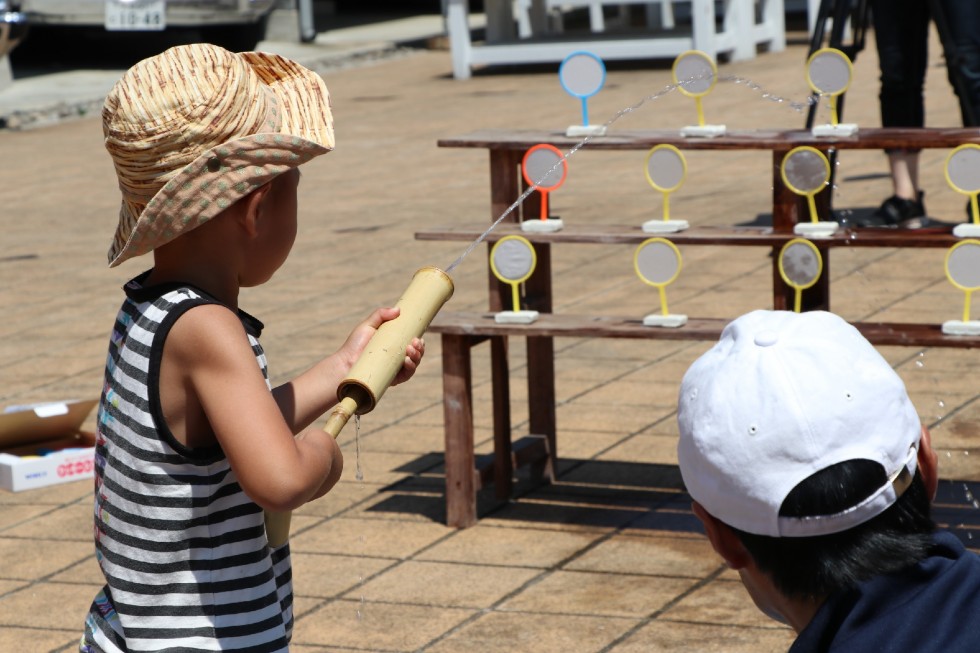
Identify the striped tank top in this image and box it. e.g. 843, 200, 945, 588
82, 274, 293, 653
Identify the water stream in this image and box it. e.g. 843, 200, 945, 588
444, 74, 820, 274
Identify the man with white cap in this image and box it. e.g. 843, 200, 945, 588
677, 309, 980, 652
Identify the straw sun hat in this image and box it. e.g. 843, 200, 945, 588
102, 43, 334, 267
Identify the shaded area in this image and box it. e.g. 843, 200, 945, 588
369, 453, 980, 551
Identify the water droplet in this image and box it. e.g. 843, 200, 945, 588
354, 414, 364, 482
939, 400, 946, 408
915, 360, 924, 368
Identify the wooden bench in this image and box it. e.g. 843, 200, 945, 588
422, 127, 980, 527
445, 0, 783, 80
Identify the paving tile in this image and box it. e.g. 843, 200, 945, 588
417, 523, 605, 568
0, 627, 81, 652
292, 552, 397, 600
48, 556, 104, 586
0, 581, 95, 630
661, 576, 781, 629
500, 569, 698, 617
612, 618, 795, 652
482, 495, 650, 531
289, 479, 389, 518
1, 501, 91, 540
354, 559, 541, 608
0, 503, 69, 533
565, 533, 722, 578
354, 415, 449, 453
0, 579, 29, 595
544, 428, 645, 462
288, 515, 452, 559
595, 432, 683, 466
0, 480, 91, 506
0, 538, 92, 581
425, 610, 640, 653
293, 600, 475, 651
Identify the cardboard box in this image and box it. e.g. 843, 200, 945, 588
0, 399, 98, 492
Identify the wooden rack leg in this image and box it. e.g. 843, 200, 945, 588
442, 333, 477, 528
491, 335, 513, 500
527, 335, 557, 483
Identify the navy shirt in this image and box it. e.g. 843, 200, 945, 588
791, 531, 980, 652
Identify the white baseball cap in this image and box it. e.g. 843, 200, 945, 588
677, 310, 921, 537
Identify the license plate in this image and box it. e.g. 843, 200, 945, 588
105, 0, 166, 31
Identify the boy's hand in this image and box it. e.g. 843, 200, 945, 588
338, 307, 425, 385
393, 335, 424, 386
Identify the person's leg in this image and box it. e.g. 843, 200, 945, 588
871, 0, 930, 130
937, 0, 980, 127
859, 0, 931, 227
887, 150, 920, 199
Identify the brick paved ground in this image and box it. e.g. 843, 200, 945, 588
1, 13, 979, 652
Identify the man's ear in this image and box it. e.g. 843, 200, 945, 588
692, 501, 753, 570
918, 424, 939, 502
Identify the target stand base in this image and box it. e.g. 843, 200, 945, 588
642, 313, 688, 328
812, 123, 859, 137
642, 219, 689, 234
495, 310, 540, 324
680, 125, 726, 138
942, 320, 980, 336
522, 218, 564, 233
953, 223, 980, 238
566, 125, 607, 137
794, 221, 839, 239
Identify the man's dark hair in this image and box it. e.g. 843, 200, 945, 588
733, 459, 935, 600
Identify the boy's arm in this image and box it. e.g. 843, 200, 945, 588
166, 304, 340, 512
271, 307, 424, 434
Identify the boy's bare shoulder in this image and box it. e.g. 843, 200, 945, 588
165, 303, 256, 373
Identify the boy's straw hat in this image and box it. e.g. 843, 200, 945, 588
102, 43, 334, 267
677, 310, 921, 538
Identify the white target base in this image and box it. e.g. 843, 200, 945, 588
680, 125, 726, 138
642, 219, 690, 234
812, 123, 859, 137
953, 223, 980, 238
942, 320, 980, 336
643, 313, 688, 328
794, 221, 839, 238
522, 218, 564, 233
495, 310, 540, 324
566, 125, 607, 137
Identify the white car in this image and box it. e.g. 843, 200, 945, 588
9, 0, 277, 50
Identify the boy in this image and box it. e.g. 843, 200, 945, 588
81, 44, 423, 652
677, 309, 980, 652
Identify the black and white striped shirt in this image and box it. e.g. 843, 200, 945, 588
82, 274, 292, 652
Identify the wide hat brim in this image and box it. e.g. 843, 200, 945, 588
106, 48, 334, 267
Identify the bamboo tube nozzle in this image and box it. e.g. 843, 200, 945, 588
265, 266, 454, 547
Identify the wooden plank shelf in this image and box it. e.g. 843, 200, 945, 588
430, 311, 980, 349
417, 223, 964, 248
438, 127, 980, 153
